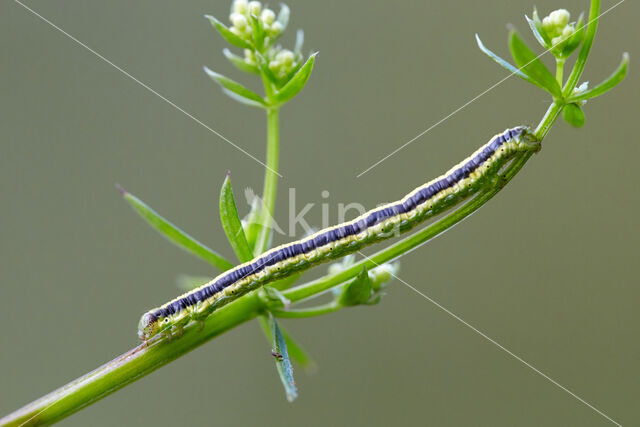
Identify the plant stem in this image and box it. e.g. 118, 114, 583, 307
0, 293, 263, 427
556, 58, 565, 86
0, 103, 565, 426
254, 107, 280, 256
564, 0, 600, 96
271, 302, 340, 318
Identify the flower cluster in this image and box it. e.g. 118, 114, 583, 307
541, 9, 576, 49
229, 0, 282, 41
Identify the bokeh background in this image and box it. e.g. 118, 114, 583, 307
1, 0, 638, 425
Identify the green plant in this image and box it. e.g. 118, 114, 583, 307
1, 0, 628, 425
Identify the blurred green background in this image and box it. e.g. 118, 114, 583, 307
1, 0, 638, 425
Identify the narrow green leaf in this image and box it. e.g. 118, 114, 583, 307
223, 48, 259, 75
277, 324, 316, 371
220, 173, 254, 263
220, 88, 265, 108
562, 103, 585, 127
176, 274, 212, 291
338, 267, 373, 307
277, 4, 290, 31
118, 186, 233, 271
273, 52, 317, 104
508, 30, 562, 97
283, 62, 303, 85
203, 66, 267, 107
254, 50, 280, 86
532, 8, 552, 46
258, 315, 316, 371
269, 313, 297, 402
204, 15, 252, 50
293, 29, 304, 58
249, 13, 265, 51
525, 13, 548, 48
475, 34, 536, 85
566, 53, 629, 103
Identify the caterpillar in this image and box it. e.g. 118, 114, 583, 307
138, 126, 539, 341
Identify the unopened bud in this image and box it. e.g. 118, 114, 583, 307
233, 0, 248, 15
248, 1, 262, 16
230, 12, 248, 29
261, 9, 276, 25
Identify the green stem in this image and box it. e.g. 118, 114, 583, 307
254, 107, 280, 256
0, 294, 262, 427
555, 58, 565, 86
563, 0, 600, 96
0, 102, 565, 427
271, 302, 340, 318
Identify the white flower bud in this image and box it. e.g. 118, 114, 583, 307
270, 21, 283, 34
233, 0, 248, 14
230, 12, 248, 29
549, 9, 570, 28
551, 35, 563, 47
276, 49, 294, 66
248, 1, 262, 16
261, 9, 276, 25
542, 16, 553, 32
230, 26, 242, 37
268, 60, 281, 71
561, 25, 574, 39
370, 263, 398, 283
572, 81, 589, 105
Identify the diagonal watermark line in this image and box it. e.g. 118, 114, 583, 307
357, 251, 622, 426
13, 0, 282, 178
356, 0, 626, 178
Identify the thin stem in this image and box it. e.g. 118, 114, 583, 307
0, 294, 263, 427
254, 107, 280, 256
564, 0, 600, 96
271, 302, 340, 318
555, 58, 565, 86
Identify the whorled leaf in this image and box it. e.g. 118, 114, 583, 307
508, 30, 562, 97
258, 315, 315, 371
277, 3, 290, 32
562, 103, 585, 127
269, 313, 297, 402
567, 53, 629, 103
118, 186, 233, 271
223, 48, 259, 75
525, 12, 549, 49
249, 13, 266, 51
204, 15, 252, 50
204, 66, 267, 107
294, 29, 304, 58
220, 173, 254, 263
475, 34, 536, 85
273, 52, 317, 105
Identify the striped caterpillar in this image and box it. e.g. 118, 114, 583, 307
138, 126, 539, 341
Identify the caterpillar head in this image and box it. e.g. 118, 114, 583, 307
138, 312, 162, 341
